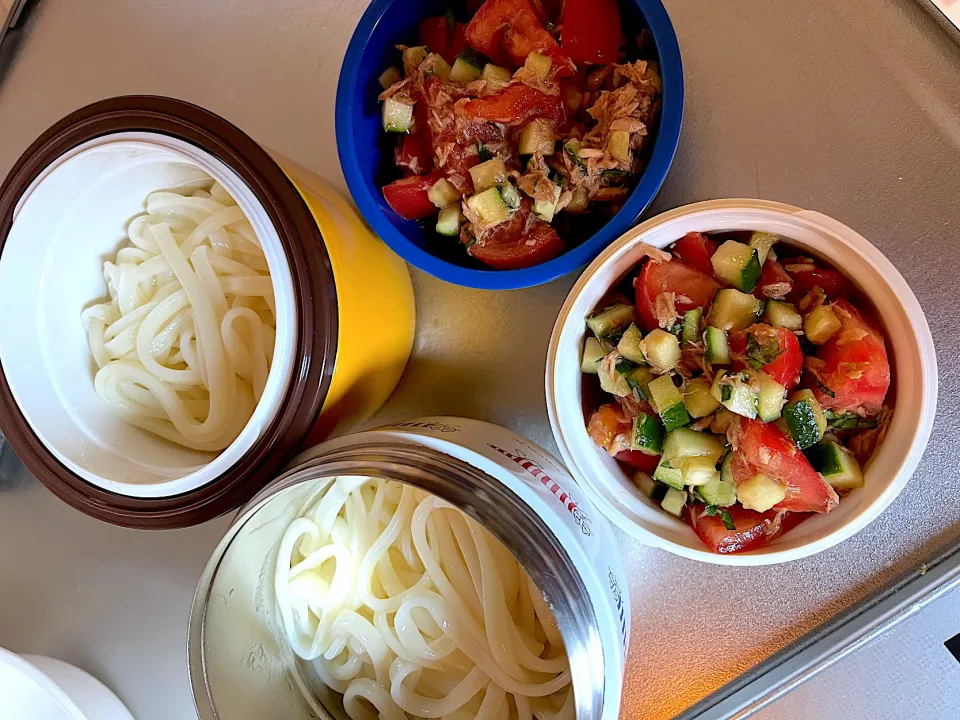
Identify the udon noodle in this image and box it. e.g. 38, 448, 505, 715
82, 173, 276, 452
275, 477, 574, 720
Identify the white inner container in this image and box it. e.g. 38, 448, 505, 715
0, 132, 297, 497
547, 199, 938, 565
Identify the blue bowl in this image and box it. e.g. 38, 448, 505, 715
336, 0, 683, 290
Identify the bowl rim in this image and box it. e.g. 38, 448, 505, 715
0, 96, 338, 529
545, 198, 939, 565
335, 0, 684, 290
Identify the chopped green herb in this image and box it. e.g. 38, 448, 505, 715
721, 385, 733, 402
564, 142, 584, 169
746, 333, 785, 370
704, 505, 719, 516
548, 169, 568, 188
667, 321, 684, 337
812, 377, 836, 398
462, 228, 477, 249
616, 358, 639, 376
602, 169, 631, 179
824, 410, 879, 430
720, 509, 736, 530
444, 9, 457, 43
477, 143, 492, 162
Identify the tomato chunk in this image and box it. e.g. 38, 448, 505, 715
731, 417, 839, 513
686, 504, 782, 554
561, 0, 622, 65
616, 449, 661, 474
394, 102, 434, 175
457, 83, 566, 126
463, 199, 564, 270
382, 170, 444, 220
781, 256, 850, 300
587, 403, 632, 452
671, 232, 718, 277
811, 299, 891, 416
753, 260, 793, 299
634, 259, 721, 332
465, 0, 574, 74
419, 16, 469, 65
729, 324, 803, 389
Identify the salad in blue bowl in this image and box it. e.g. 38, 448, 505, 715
337, 0, 682, 289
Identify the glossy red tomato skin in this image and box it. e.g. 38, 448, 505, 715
561, 0, 622, 65
812, 300, 891, 416
670, 232, 718, 277
382, 170, 445, 220
616, 450, 661, 474
729, 324, 803, 389
457, 83, 566, 126
732, 418, 839, 514
781, 256, 850, 300
465, 0, 574, 74
753, 260, 794, 298
394, 102, 434, 175
686, 504, 780, 554
462, 199, 564, 270
419, 16, 469, 65
633, 259, 721, 332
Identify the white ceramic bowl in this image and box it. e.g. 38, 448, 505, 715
546, 199, 938, 565
0, 649, 134, 720
0, 132, 297, 498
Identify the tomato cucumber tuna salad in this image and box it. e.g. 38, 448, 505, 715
582, 231, 893, 554
377, 0, 662, 269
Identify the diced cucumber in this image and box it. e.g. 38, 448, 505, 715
524, 51, 552, 78
623, 364, 656, 400
806, 441, 864, 490
682, 378, 721, 418
647, 375, 691, 432
654, 458, 685, 490
703, 326, 731, 365
617, 324, 646, 363
737, 473, 786, 512
469, 157, 507, 194
633, 471, 668, 502
804, 305, 841, 344
706, 289, 764, 331
754, 370, 787, 422
631, 412, 665, 455
698, 475, 738, 507
379, 66, 402, 89
640, 329, 681, 372
711, 371, 758, 419
662, 427, 726, 465
598, 354, 631, 397
481, 64, 512, 91
519, 118, 558, 156
428, 178, 462, 209
430, 55, 453, 80
499, 182, 521, 209
661, 487, 688, 517
720, 452, 735, 484
586, 303, 634, 340
783, 389, 827, 449
533, 184, 562, 223
765, 300, 803, 331
565, 186, 589, 213
748, 232, 778, 265
580, 336, 605, 374
711, 240, 762, 292
450, 47, 487, 84
435, 207, 463, 237
682, 308, 702, 344
402, 46, 429, 72
681, 456, 720, 486
466, 187, 509, 227
382, 98, 414, 133
710, 408, 736, 435
607, 130, 631, 163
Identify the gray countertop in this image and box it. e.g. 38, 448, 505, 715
1, 1, 959, 719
